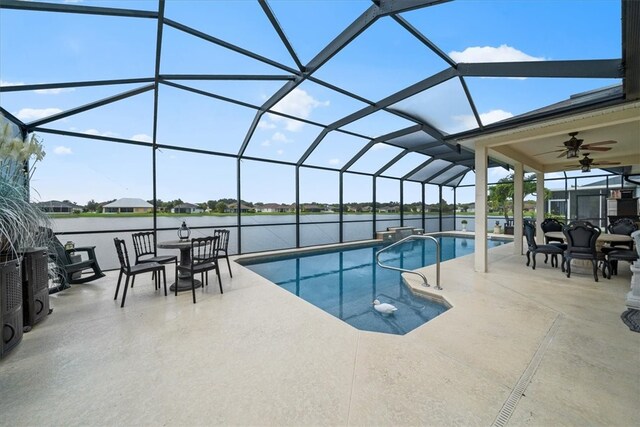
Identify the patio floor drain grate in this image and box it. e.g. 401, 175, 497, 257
492, 314, 563, 427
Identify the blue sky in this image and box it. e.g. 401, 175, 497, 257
0, 0, 622, 206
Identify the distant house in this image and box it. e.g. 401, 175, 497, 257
35, 200, 83, 214
172, 203, 204, 214
225, 203, 254, 213
102, 198, 153, 213
301, 204, 324, 212
378, 205, 400, 213
256, 203, 289, 213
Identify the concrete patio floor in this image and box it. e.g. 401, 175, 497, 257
1, 241, 638, 426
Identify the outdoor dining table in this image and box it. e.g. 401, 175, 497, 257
157, 239, 203, 292
544, 231, 633, 246
544, 231, 633, 273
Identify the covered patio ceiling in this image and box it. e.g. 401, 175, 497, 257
458, 99, 640, 175
0, 0, 636, 187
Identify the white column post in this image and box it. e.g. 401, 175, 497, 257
513, 162, 524, 255
536, 172, 545, 244
475, 145, 488, 272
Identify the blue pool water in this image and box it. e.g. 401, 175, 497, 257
242, 236, 505, 335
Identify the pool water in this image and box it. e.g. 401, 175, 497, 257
243, 236, 504, 335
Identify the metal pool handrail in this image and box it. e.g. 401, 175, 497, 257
375, 235, 441, 290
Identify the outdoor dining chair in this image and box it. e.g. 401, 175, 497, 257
132, 231, 178, 288
213, 229, 232, 277
176, 235, 222, 304
113, 238, 168, 308
563, 221, 607, 282
541, 218, 566, 245
601, 218, 638, 275
540, 218, 567, 264
523, 220, 564, 270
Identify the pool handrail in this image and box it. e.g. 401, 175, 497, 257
375, 235, 441, 290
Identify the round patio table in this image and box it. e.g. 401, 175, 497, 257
157, 239, 203, 292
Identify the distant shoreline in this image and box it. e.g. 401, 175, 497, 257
47, 211, 474, 219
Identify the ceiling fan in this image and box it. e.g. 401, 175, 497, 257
566, 153, 621, 173
536, 131, 617, 159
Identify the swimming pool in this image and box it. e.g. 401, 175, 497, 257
241, 236, 505, 335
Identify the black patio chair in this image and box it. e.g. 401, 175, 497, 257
176, 236, 222, 304
132, 231, 177, 288
504, 214, 514, 235
523, 220, 564, 270
213, 229, 232, 277
541, 218, 565, 245
601, 218, 638, 274
113, 238, 168, 308
605, 249, 638, 278
563, 221, 607, 282
40, 227, 105, 289
541, 218, 567, 264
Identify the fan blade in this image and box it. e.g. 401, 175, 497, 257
583, 140, 616, 146
534, 149, 566, 156
592, 161, 621, 166
582, 146, 612, 152
557, 151, 571, 158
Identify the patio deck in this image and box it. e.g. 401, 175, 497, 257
1, 242, 638, 426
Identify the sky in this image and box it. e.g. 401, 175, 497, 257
0, 0, 622, 206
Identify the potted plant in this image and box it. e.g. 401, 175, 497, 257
461, 219, 468, 232
493, 220, 502, 234
0, 118, 49, 261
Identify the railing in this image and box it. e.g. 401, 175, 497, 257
375, 235, 441, 290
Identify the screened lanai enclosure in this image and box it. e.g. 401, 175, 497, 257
1, 0, 639, 271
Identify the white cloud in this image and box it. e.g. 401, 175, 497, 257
267, 88, 329, 132
479, 109, 513, 125
34, 87, 76, 95
0, 80, 23, 87
271, 132, 291, 143
449, 45, 544, 63
328, 158, 341, 166
261, 131, 294, 149
131, 134, 152, 142
276, 149, 284, 156
257, 120, 276, 130
453, 109, 513, 129
16, 107, 63, 121
53, 146, 72, 155
371, 143, 390, 151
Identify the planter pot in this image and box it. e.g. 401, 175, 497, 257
0, 257, 23, 359
493, 226, 502, 234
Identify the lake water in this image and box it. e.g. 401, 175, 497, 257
49, 214, 507, 270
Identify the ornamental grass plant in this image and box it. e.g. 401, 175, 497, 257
0, 118, 51, 260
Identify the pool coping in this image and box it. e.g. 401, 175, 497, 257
235, 231, 513, 265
